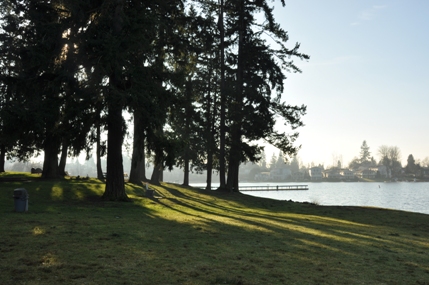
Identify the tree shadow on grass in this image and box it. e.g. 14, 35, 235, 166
144, 182, 429, 283
2, 180, 429, 284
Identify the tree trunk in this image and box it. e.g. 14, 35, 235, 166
206, 135, 213, 191
0, 144, 5, 173
129, 111, 147, 184
226, 160, 239, 192
41, 133, 60, 179
102, 0, 128, 201
182, 81, 192, 187
218, 0, 226, 190
226, 0, 245, 193
96, 122, 104, 180
103, 101, 127, 200
58, 141, 68, 176
226, 102, 241, 193
150, 162, 163, 185
205, 59, 214, 191
183, 155, 189, 186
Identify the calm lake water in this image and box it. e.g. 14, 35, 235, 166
190, 182, 429, 215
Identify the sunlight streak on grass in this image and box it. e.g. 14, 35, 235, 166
291, 225, 356, 243
297, 239, 353, 255
2, 174, 429, 285
51, 186, 63, 200
286, 214, 372, 228
32, 226, 45, 235
41, 253, 60, 267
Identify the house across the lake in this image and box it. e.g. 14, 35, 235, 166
309, 167, 323, 181
355, 169, 376, 179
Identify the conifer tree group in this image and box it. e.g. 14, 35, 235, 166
0, 0, 308, 199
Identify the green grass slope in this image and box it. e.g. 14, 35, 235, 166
1, 172, 429, 284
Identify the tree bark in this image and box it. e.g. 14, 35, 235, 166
129, 111, 147, 184
205, 59, 214, 191
182, 81, 192, 187
102, 0, 128, 201
218, 0, 227, 190
226, 158, 240, 192
103, 100, 127, 200
58, 141, 68, 176
183, 155, 189, 186
96, 121, 104, 180
41, 132, 60, 179
0, 144, 5, 173
150, 162, 163, 185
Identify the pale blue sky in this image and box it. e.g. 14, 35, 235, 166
267, 0, 429, 166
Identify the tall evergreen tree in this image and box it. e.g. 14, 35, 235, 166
405, 154, 417, 174
360, 140, 371, 163
290, 156, 300, 173
269, 153, 277, 170
276, 151, 286, 168
166, 6, 223, 187
220, 0, 308, 191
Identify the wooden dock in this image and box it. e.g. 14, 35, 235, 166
200, 185, 308, 191
239, 185, 308, 191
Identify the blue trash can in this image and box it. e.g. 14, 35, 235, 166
13, 188, 28, 212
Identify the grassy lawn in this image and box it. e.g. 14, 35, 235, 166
1, 172, 429, 285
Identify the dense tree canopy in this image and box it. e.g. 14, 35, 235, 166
0, 0, 308, 196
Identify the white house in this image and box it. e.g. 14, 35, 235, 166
323, 169, 342, 179
340, 169, 355, 180
369, 165, 391, 178
355, 169, 376, 179
309, 167, 323, 181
